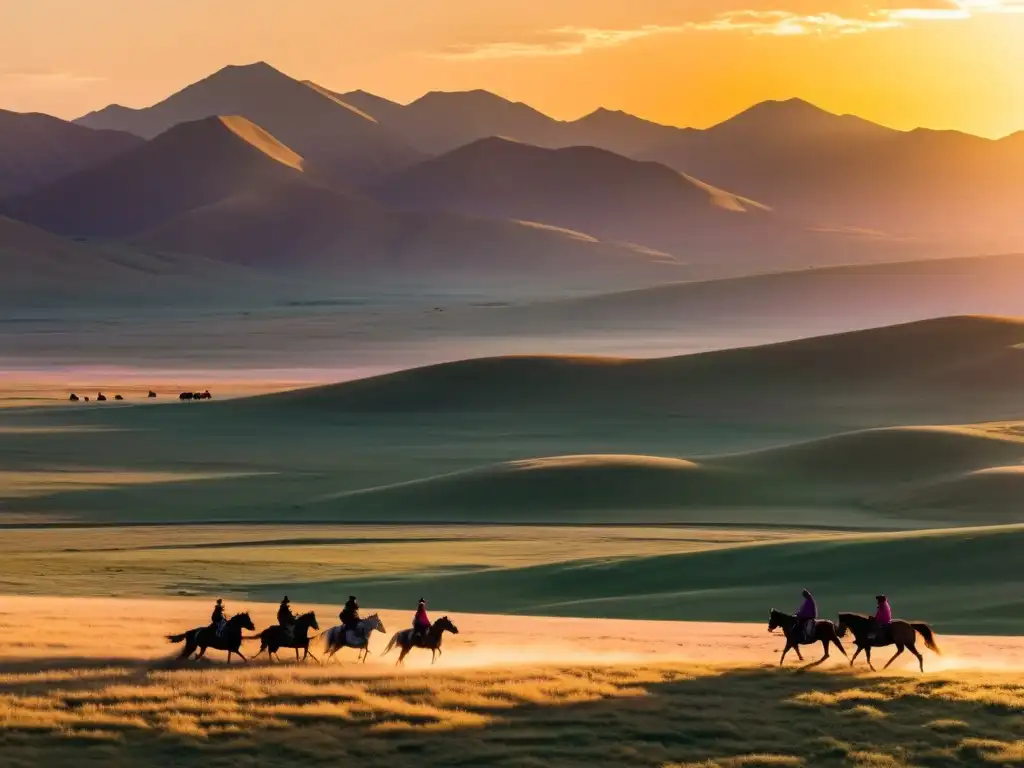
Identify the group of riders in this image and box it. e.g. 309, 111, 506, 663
210, 594, 432, 643
795, 589, 892, 642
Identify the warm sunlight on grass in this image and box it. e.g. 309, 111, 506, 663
1, 661, 1022, 767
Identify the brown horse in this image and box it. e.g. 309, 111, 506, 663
837, 612, 941, 672
382, 616, 459, 665
248, 611, 321, 663
167, 611, 255, 663
768, 609, 848, 667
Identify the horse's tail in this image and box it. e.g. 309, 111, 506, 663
241, 635, 263, 641
382, 633, 399, 656
911, 622, 941, 654
167, 632, 189, 644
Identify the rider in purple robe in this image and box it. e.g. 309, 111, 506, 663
795, 589, 817, 641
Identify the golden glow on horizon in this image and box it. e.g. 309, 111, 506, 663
0, 0, 1021, 138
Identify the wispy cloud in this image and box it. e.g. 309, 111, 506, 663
692, 11, 900, 35
432, 0, 1024, 60
434, 25, 687, 60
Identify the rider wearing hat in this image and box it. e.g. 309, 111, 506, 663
339, 596, 360, 635
278, 596, 297, 634
211, 598, 227, 637
411, 598, 431, 643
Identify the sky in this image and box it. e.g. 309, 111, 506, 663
1, 0, 1022, 138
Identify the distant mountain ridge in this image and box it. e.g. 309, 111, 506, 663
4, 115, 306, 237
75, 62, 423, 184
0, 109, 142, 197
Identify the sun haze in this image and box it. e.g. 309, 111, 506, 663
1, 0, 1021, 137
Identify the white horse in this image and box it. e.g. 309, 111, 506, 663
321, 614, 387, 664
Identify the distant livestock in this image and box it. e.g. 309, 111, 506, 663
84, 396, 90, 402
114, 395, 124, 401
69, 393, 79, 402
179, 390, 212, 401
148, 391, 157, 398
96, 393, 107, 402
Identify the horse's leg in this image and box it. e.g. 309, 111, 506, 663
236, 649, 249, 663
295, 647, 300, 661
397, 646, 409, 666
793, 643, 804, 662
197, 646, 207, 660
865, 646, 875, 672
432, 648, 437, 665
850, 646, 863, 667
883, 645, 905, 670
908, 641, 924, 673
226, 650, 232, 664
305, 647, 320, 664
780, 641, 793, 666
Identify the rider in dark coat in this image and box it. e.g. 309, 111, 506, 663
278, 596, 297, 632
211, 599, 227, 636
339, 596, 360, 633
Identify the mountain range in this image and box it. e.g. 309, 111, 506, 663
1, 60, 1022, 304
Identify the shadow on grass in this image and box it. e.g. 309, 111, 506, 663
0, 658, 1021, 767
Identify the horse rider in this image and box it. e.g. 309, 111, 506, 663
868, 594, 892, 643
411, 597, 431, 644
339, 595, 360, 638
795, 589, 817, 642
211, 598, 227, 638
278, 596, 297, 638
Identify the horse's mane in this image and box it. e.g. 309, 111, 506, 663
230, 612, 249, 620
839, 612, 871, 621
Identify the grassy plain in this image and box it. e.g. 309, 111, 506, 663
0, 596, 1022, 768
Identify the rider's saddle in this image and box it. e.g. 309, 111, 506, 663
868, 623, 892, 646
795, 619, 816, 643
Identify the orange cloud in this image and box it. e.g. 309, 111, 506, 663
431, 0, 1024, 60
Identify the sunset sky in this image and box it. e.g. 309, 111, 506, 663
2, 0, 1022, 138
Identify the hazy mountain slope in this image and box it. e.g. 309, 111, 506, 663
139, 175, 685, 290
0, 215, 271, 306
374, 137, 773, 250
444, 253, 1024, 339
3, 116, 305, 237
0, 109, 142, 197
74, 62, 422, 183
640, 99, 1024, 248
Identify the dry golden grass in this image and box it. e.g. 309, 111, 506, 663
1, 657, 1023, 766
1, 596, 1021, 766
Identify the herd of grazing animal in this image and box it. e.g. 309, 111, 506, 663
69, 389, 210, 403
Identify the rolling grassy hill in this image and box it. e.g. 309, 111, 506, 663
2, 317, 1023, 529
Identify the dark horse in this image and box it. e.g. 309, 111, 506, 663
837, 612, 941, 672
768, 609, 848, 668
249, 611, 321, 663
382, 616, 459, 666
167, 611, 256, 663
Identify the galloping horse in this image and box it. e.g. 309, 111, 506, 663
322, 614, 387, 664
167, 612, 256, 663
837, 612, 941, 672
768, 609, 848, 667
383, 616, 459, 666
249, 611, 321, 663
